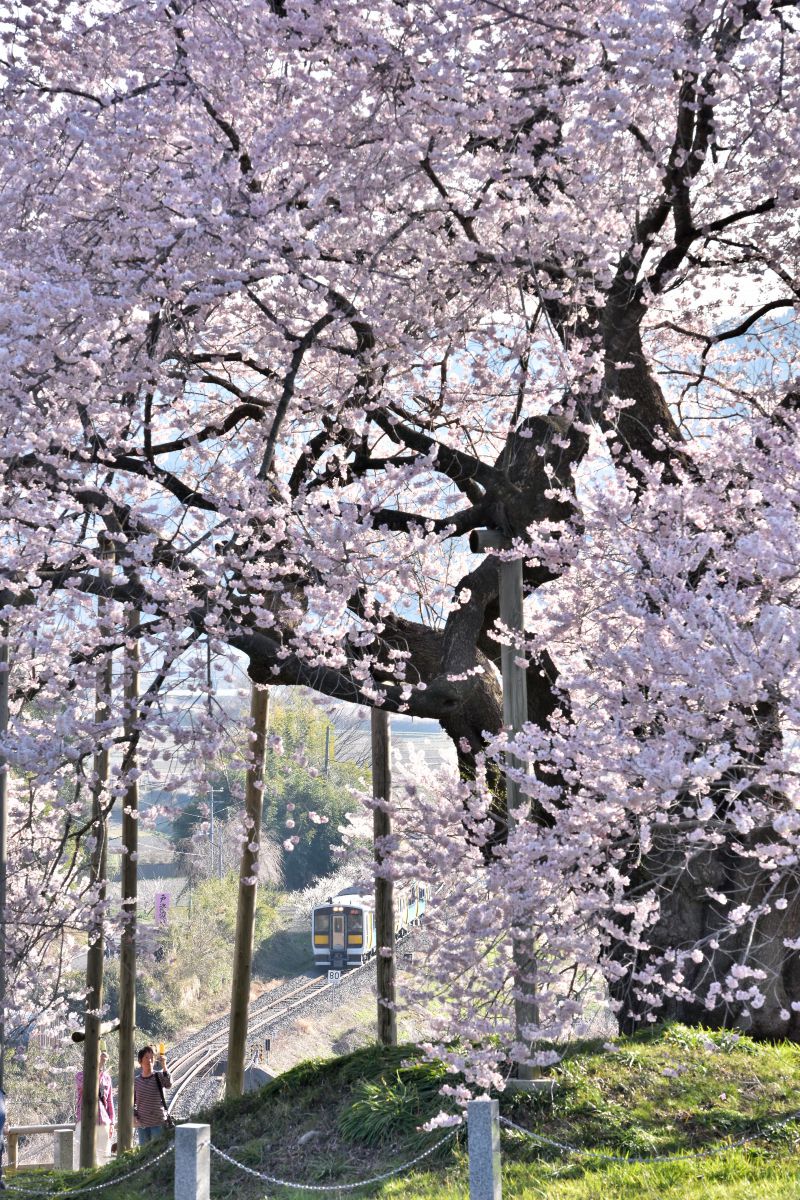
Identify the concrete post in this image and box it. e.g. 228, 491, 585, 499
468, 1098, 502, 1200
174, 1124, 210, 1200
54, 1128, 73, 1171
470, 530, 539, 1079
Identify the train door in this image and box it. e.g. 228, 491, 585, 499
332, 912, 345, 955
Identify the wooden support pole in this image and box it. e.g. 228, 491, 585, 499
225, 682, 269, 1099
0, 609, 9, 1098
117, 612, 139, 1154
80, 544, 113, 1168
371, 708, 397, 1047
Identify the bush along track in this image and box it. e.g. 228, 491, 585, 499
6, 1025, 800, 1200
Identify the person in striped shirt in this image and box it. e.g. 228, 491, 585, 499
133, 1046, 172, 1145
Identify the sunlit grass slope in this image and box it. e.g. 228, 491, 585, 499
12, 1024, 799, 1199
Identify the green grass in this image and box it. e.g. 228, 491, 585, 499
9, 1025, 800, 1199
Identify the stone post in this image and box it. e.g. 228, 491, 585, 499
174, 1123, 210, 1200
54, 1128, 73, 1171
468, 1097, 502, 1200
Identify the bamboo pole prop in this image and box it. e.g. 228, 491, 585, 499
80, 542, 114, 1168
117, 611, 139, 1153
371, 707, 397, 1047
225, 681, 269, 1099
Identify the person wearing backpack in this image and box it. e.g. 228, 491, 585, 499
133, 1046, 173, 1145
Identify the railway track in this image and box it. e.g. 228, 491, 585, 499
165, 927, 423, 1118
166, 968, 359, 1116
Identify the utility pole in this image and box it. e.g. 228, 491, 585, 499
208, 786, 224, 879
209, 786, 215, 878
226, 682, 269, 1099
471, 530, 538, 1080
117, 611, 139, 1154
371, 708, 396, 1046
80, 540, 114, 1168
218, 802, 224, 880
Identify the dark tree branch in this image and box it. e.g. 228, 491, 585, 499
371, 408, 494, 500
257, 311, 337, 481
369, 502, 489, 538
110, 456, 219, 511
127, 400, 266, 458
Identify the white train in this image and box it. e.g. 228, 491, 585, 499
311, 882, 427, 970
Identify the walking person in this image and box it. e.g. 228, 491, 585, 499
133, 1046, 172, 1145
74, 1047, 115, 1167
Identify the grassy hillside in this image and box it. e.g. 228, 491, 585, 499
10, 1024, 800, 1199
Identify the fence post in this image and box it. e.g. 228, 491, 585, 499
468, 1097, 502, 1200
54, 1128, 73, 1170
174, 1123, 210, 1200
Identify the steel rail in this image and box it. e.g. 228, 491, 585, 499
165, 930, 418, 1116
166, 974, 332, 1113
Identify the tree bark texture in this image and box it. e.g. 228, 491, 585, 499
610, 835, 800, 1040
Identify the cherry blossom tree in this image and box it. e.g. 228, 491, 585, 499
386, 404, 800, 1086
1, 0, 799, 1054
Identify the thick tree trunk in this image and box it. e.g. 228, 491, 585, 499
609, 838, 800, 1041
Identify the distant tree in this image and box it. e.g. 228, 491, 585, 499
173, 694, 365, 888
264, 695, 368, 889
265, 766, 363, 891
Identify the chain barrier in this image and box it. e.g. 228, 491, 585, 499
2, 1144, 174, 1197
9, 1098, 794, 1196
499, 1108, 800, 1165
210, 1129, 457, 1192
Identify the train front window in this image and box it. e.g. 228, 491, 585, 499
347, 909, 363, 934
315, 911, 331, 934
